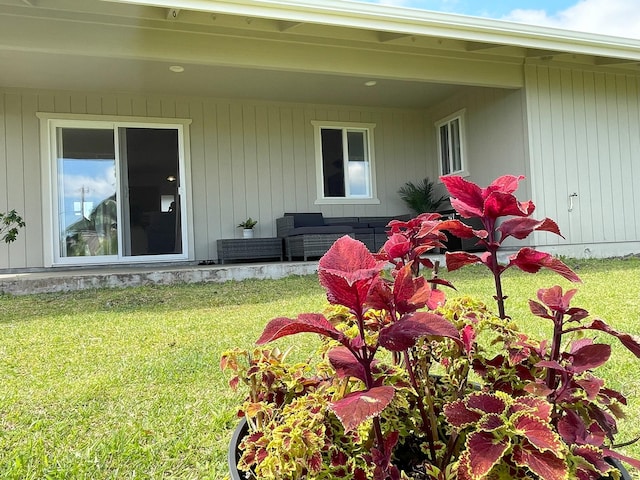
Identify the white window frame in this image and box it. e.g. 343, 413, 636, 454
435, 109, 468, 178
311, 121, 379, 205
37, 112, 194, 267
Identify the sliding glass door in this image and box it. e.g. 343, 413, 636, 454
51, 120, 187, 265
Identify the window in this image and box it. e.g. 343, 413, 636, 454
436, 110, 467, 176
38, 113, 192, 266
312, 121, 377, 203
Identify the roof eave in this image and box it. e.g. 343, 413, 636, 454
99, 0, 640, 61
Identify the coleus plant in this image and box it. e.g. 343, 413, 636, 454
222, 175, 640, 480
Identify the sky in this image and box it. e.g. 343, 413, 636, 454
355, 0, 640, 39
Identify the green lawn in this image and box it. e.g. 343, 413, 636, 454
1, 257, 639, 479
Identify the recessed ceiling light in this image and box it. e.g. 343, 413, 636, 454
169, 65, 184, 73
364, 80, 377, 87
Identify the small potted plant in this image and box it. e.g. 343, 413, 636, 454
237, 217, 258, 239
398, 177, 448, 215
223, 175, 640, 480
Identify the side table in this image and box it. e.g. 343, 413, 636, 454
216, 237, 283, 264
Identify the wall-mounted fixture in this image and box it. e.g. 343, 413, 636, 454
167, 175, 176, 182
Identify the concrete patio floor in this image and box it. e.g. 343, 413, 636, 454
0, 261, 322, 295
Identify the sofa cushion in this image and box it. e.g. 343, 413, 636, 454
285, 213, 325, 227
287, 226, 354, 236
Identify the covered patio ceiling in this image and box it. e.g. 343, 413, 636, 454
0, 49, 463, 109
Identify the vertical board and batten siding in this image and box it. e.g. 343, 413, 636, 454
0, 88, 430, 269
425, 87, 530, 200
525, 64, 640, 256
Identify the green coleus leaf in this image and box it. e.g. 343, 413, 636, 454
513, 413, 563, 453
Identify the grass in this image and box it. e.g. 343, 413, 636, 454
0, 257, 639, 478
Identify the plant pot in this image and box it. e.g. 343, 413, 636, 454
228, 417, 631, 480
242, 228, 254, 239
604, 457, 631, 480
228, 418, 255, 480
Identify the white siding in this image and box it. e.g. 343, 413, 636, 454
0, 88, 432, 269
525, 64, 640, 256
425, 87, 530, 202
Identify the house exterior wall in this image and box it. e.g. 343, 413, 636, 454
525, 64, 640, 258
0, 88, 434, 269
425, 87, 530, 202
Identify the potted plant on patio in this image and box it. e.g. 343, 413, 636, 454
222, 175, 640, 480
237, 217, 258, 239
398, 177, 448, 215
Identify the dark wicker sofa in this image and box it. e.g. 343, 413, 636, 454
276, 213, 409, 260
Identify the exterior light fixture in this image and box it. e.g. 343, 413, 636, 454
167, 175, 177, 182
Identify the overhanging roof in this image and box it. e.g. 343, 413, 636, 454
1, 0, 639, 107
102, 0, 640, 62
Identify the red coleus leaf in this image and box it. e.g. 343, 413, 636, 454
426, 288, 446, 310
466, 392, 507, 415
445, 251, 482, 271
463, 431, 510, 478
558, 409, 590, 445
393, 264, 429, 314
478, 413, 504, 431
498, 217, 563, 242
602, 448, 640, 471
509, 248, 581, 283
537, 285, 578, 313
328, 346, 367, 383
330, 386, 395, 432
484, 174, 525, 196
366, 277, 394, 312
318, 236, 386, 311
378, 312, 460, 352
513, 413, 563, 452
529, 299, 553, 319
256, 313, 347, 345
576, 375, 605, 401
483, 191, 535, 220
461, 324, 476, 356
439, 219, 479, 239
570, 343, 611, 373
443, 399, 483, 428
510, 396, 553, 421
308, 451, 323, 473
584, 319, 640, 358
383, 233, 412, 259
512, 441, 569, 480
524, 380, 554, 397
371, 431, 400, 473
573, 445, 614, 476
441, 176, 484, 218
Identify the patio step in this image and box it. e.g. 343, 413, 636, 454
0, 262, 320, 296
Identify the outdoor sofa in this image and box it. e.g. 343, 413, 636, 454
276, 213, 410, 261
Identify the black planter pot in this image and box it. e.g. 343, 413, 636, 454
228, 418, 253, 480
228, 418, 631, 480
